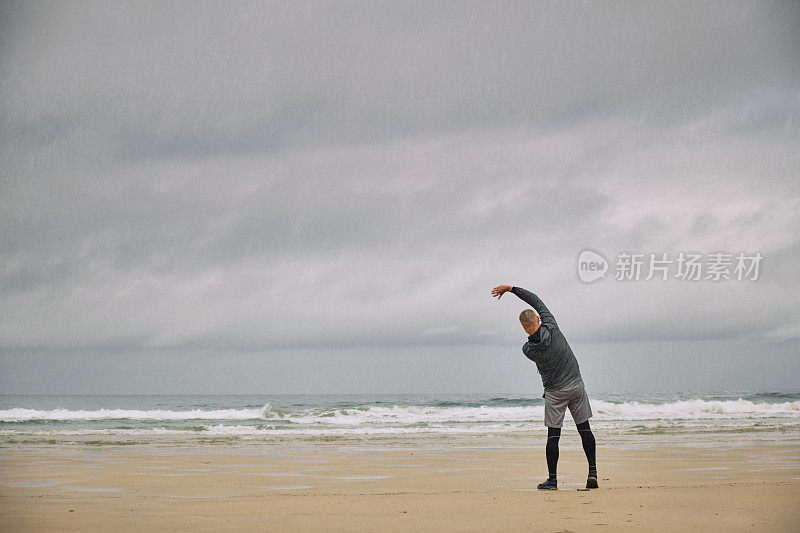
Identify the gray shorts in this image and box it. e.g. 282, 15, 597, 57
544, 378, 593, 428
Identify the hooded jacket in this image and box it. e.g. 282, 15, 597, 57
511, 286, 582, 392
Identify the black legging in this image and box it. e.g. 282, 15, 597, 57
546, 426, 560, 477
546, 420, 596, 477
577, 420, 596, 469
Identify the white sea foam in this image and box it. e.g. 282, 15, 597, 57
1, 399, 798, 424
0, 406, 270, 422
591, 399, 800, 420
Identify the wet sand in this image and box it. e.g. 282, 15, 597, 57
1, 435, 798, 531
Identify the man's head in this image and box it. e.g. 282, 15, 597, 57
519, 309, 541, 335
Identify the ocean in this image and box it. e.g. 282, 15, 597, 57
2, 391, 799, 444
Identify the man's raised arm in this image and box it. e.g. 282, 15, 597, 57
510, 286, 558, 329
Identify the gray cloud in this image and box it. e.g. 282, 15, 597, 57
1, 1, 799, 392
3, 1, 798, 158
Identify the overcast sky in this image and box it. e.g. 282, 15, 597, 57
1, 1, 798, 394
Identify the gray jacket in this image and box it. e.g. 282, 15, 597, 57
511, 286, 582, 392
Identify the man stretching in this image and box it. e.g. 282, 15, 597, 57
491, 284, 598, 490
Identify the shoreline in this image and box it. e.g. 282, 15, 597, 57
3, 424, 800, 447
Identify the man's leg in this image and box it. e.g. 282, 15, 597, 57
567, 380, 597, 488
539, 391, 567, 490
546, 426, 561, 478
576, 420, 598, 488
537, 426, 561, 489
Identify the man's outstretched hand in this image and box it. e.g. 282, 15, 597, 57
491, 284, 513, 299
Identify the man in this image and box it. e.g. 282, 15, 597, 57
491, 284, 598, 490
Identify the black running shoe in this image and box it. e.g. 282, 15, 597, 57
537, 478, 557, 490
586, 475, 599, 489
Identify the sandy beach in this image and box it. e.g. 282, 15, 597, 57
1, 434, 798, 532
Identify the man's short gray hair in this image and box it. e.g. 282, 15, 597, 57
519, 309, 539, 329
